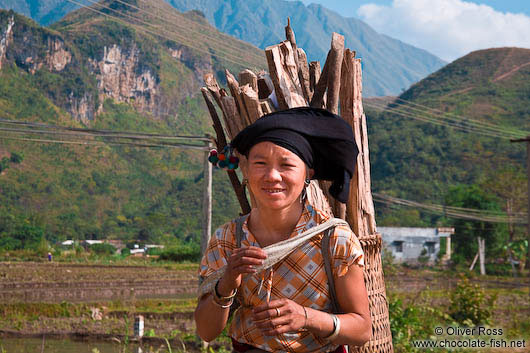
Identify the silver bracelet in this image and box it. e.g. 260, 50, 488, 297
323, 314, 341, 342
211, 294, 234, 308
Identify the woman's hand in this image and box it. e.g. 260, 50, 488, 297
252, 298, 307, 336
217, 246, 267, 296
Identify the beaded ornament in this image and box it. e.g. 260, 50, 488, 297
208, 145, 239, 170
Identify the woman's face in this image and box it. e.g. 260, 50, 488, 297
245, 141, 312, 212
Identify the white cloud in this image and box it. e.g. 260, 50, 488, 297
357, 0, 530, 61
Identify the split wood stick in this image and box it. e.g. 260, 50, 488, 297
339, 49, 362, 228
201, 87, 226, 148
260, 99, 274, 115
339, 49, 355, 126
204, 73, 223, 108
297, 48, 312, 103
361, 112, 377, 235
354, 57, 376, 235
257, 71, 274, 100
307, 180, 333, 217
265, 41, 306, 109
239, 69, 258, 92
309, 61, 321, 93
285, 17, 299, 72
220, 96, 243, 139
226, 69, 251, 126
240, 84, 264, 123
325, 32, 344, 115
203, 74, 240, 141
310, 51, 331, 109
201, 87, 251, 215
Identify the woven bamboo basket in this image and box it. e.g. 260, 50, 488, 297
353, 233, 393, 353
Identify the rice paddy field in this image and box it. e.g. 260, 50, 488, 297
0, 260, 528, 352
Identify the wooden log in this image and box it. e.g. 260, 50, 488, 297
240, 84, 264, 123
297, 48, 312, 102
204, 73, 223, 108
310, 51, 331, 109
201, 87, 251, 215
309, 61, 321, 93
239, 69, 258, 92
201, 87, 226, 148
339, 49, 355, 124
307, 180, 333, 217
203, 74, 241, 141
260, 99, 274, 115
220, 96, 243, 139
257, 71, 274, 99
325, 32, 344, 115
225, 69, 252, 126
285, 17, 299, 72
265, 40, 306, 109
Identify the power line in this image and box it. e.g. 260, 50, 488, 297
63, 0, 263, 71
364, 100, 513, 139
0, 117, 211, 150
395, 96, 526, 136
373, 193, 526, 224
364, 98, 527, 139
364, 100, 515, 139
0, 134, 208, 150
0, 117, 210, 141
110, 0, 266, 65
389, 98, 526, 138
82, 0, 264, 68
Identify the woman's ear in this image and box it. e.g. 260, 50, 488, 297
238, 154, 248, 176
307, 168, 315, 179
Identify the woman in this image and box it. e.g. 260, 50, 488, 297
195, 107, 371, 352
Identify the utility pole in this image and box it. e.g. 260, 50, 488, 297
510, 136, 530, 276
201, 140, 213, 257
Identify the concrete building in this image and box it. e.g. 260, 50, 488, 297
378, 227, 454, 264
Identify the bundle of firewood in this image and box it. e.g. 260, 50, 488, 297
201, 19, 393, 353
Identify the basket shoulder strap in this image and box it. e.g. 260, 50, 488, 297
322, 226, 342, 314
235, 214, 249, 248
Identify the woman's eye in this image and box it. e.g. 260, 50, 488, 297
282, 164, 296, 168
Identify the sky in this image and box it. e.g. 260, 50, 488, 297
299, 0, 530, 62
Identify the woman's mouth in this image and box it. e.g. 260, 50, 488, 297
262, 188, 285, 194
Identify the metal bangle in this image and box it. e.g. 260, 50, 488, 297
211, 293, 234, 308
214, 279, 237, 301
324, 314, 341, 342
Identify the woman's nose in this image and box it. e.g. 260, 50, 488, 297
263, 167, 282, 182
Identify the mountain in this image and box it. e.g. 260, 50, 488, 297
365, 47, 529, 226
0, 1, 266, 247
0, 0, 77, 26
153, 0, 448, 97
0, 0, 446, 97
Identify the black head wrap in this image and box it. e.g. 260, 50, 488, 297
231, 107, 358, 203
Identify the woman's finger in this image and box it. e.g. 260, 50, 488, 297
233, 247, 267, 258
253, 299, 284, 314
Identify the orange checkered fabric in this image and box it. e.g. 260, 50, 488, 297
199, 202, 364, 353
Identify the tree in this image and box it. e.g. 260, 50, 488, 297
480, 165, 527, 273
445, 183, 502, 273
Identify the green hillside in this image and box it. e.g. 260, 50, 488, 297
0, 3, 266, 251
366, 47, 529, 245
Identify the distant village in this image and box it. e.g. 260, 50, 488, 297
59, 239, 165, 257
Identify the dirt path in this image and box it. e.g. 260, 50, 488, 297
492, 61, 530, 82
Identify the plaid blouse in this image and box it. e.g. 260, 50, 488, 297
199, 203, 365, 353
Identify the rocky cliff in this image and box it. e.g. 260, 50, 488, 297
0, 2, 262, 124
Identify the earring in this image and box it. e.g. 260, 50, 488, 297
304, 178, 310, 186
300, 186, 308, 204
